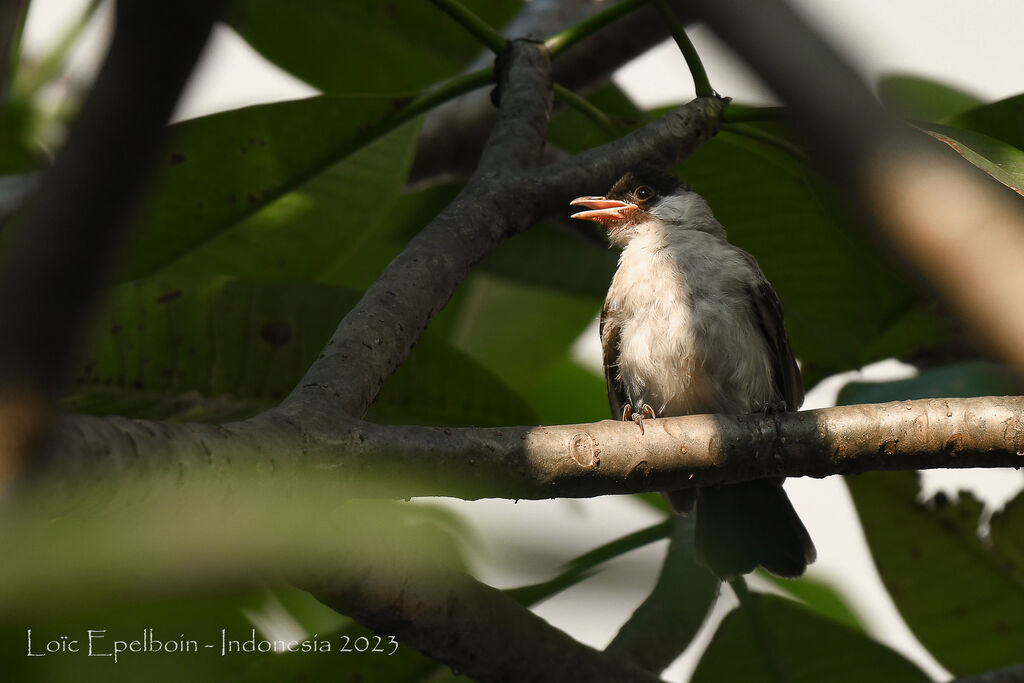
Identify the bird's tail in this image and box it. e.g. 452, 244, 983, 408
692, 480, 816, 579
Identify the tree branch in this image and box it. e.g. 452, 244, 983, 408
38, 397, 1024, 499
410, 0, 698, 185
310, 557, 666, 683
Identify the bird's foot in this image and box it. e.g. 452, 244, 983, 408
760, 399, 788, 416
622, 403, 656, 435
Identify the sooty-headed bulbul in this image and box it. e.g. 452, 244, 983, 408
571, 167, 816, 578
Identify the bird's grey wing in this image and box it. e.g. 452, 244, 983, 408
739, 251, 804, 411
600, 299, 627, 418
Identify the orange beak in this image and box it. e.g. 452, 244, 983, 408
569, 196, 638, 222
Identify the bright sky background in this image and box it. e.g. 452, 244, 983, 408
20, 1, 1024, 681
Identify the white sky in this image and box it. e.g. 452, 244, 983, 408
20, 1, 1024, 681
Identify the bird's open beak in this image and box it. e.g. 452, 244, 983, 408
569, 196, 638, 223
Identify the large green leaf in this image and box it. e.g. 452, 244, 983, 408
674, 127, 923, 377
71, 277, 535, 427
443, 273, 604, 423
919, 122, 1024, 198
847, 472, 1024, 675
841, 363, 1024, 675
226, 0, 521, 93
757, 572, 865, 633
691, 593, 926, 683
877, 74, 983, 122
948, 93, 1024, 152
154, 120, 421, 283
120, 96, 420, 281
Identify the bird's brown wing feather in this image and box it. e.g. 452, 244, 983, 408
739, 251, 804, 411
600, 298, 627, 419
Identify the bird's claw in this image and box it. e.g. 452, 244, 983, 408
622, 403, 656, 435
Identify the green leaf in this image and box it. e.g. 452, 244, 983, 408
505, 519, 672, 606
155, 120, 422, 283
847, 472, 1024, 675
948, 93, 1024, 152
918, 122, 1024, 198
990, 491, 1024, 576
838, 361, 1024, 406
477, 219, 617, 299
444, 273, 604, 423
877, 74, 983, 122
548, 82, 645, 154
757, 571, 865, 633
73, 277, 535, 427
674, 127, 923, 375
120, 96, 420, 281
691, 593, 926, 683
226, 0, 522, 93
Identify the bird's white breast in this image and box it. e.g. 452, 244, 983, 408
606, 222, 775, 416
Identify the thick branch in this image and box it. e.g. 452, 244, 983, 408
410, 0, 698, 185
311, 558, 664, 683
40, 397, 1024, 499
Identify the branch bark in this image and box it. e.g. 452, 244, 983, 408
410, 0, 698, 185
38, 397, 1024, 500
311, 557, 666, 683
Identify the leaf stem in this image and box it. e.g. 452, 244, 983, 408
427, 0, 506, 53
722, 104, 790, 122
652, 0, 713, 97
721, 122, 809, 164
545, 0, 649, 59
553, 83, 625, 138
397, 67, 493, 126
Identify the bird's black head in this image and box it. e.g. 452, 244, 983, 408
605, 166, 687, 207
569, 167, 693, 246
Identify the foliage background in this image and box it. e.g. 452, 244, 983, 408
4, 0, 1024, 681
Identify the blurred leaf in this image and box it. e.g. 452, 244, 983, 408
675, 126, 924, 376
606, 518, 720, 673
236, 620, 439, 683
847, 473, 1024, 675
74, 277, 534, 427
861, 304, 958, 363
548, 82, 645, 154
877, 73, 982, 122
691, 592, 926, 683
156, 120, 421, 283
990, 491, 1024, 575
505, 519, 672, 606
445, 273, 603, 423
226, 0, 521, 93
919, 122, 1024, 198
318, 182, 462, 290
758, 572, 865, 633
947, 93, 1024, 151
120, 95, 420, 281
477, 220, 616, 299
838, 361, 1024, 406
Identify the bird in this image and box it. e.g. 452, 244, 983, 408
570, 166, 816, 579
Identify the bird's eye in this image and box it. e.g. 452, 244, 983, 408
634, 186, 654, 201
